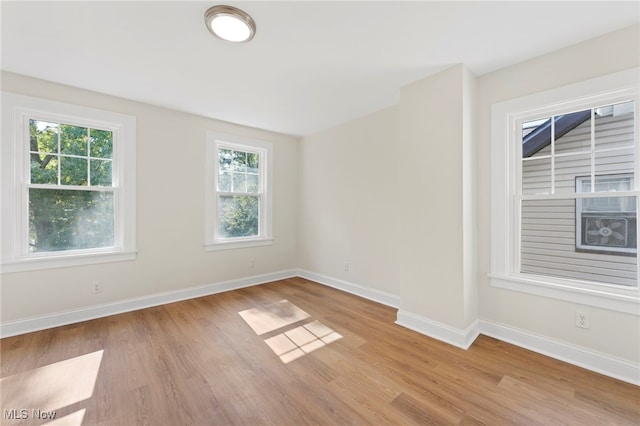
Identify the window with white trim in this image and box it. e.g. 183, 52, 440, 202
1, 92, 136, 272
490, 70, 639, 314
205, 132, 272, 251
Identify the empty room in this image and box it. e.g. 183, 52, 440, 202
1, 1, 639, 425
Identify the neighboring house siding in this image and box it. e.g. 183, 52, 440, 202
521, 114, 636, 286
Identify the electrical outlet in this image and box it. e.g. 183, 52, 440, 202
343, 262, 350, 272
575, 311, 589, 329
249, 259, 255, 268
92, 281, 102, 294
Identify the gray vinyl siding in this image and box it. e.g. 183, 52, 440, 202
521, 113, 637, 286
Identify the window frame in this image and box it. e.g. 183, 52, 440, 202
1, 92, 137, 272
490, 69, 640, 315
204, 131, 273, 251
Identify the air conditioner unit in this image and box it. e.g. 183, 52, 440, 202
584, 216, 628, 247
579, 213, 637, 254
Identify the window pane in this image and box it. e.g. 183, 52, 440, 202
522, 117, 551, 158
554, 153, 590, 194
90, 159, 112, 186
218, 171, 232, 192
30, 120, 58, 154
233, 173, 246, 192
218, 195, 259, 238
30, 155, 58, 184
582, 196, 636, 213
247, 152, 259, 174
595, 148, 634, 186
89, 129, 113, 159
593, 175, 632, 193
219, 148, 233, 172
233, 151, 247, 172
595, 101, 635, 151
60, 156, 88, 186
247, 173, 259, 193
554, 110, 592, 154
577, 174, 633, 196
521, 198, 636, 286
29, 189, 115, 252
60, 124, 88, 156
522, 157, 551, 195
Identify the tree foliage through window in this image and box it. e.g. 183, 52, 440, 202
217, 148, 260, 238
29, 119, 115, 252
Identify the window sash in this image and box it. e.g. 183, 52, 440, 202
27, 187, 117, 253
216, 194, 261, 240
23, 118, 120, 255
215, 145, 264, 241
517, 104, 636, 197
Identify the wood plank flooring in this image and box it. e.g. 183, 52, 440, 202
1, 277, 639, 425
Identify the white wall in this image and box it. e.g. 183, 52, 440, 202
0, 72, 299, 322
476, 25, 640, 362
299, 64, 478, 333
298, 106, 401, 297
397, 64, 476, 330
462, 66, 478, 327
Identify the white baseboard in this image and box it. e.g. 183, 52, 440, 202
395, 309, 481, 349
2, 268, 637, 386
393, 311, 639, 385
0, 269, 297, 338
479, 320, 639, 386
296, 269, 400, 308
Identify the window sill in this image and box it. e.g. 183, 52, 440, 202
489, 273, 640, 315
205, 238, 273, 252
1, 250, 137, 273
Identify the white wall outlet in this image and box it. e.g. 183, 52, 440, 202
575, 311, 589, 329
92, 281, 102, 294
249, 259, 255, 268
343, 262, 350, 272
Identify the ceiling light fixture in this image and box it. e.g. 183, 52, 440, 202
204, 5, 256, 43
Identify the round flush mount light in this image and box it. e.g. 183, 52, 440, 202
205, 5, 256, 43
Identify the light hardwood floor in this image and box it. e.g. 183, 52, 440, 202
1, 277, 639, 425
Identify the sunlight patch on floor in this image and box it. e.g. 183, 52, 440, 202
0, 350, 103, 420
239, 300, 342, 364
238, 299, 310, 335
264, 320, 343, 364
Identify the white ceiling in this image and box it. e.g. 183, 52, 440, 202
2, 1, 638, 136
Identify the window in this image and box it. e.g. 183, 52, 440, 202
1, 93, 136, 272
490, 69, 639, 314
576, 175, 636, 255
205, 132, 272, 251
519, 101, 637, 287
